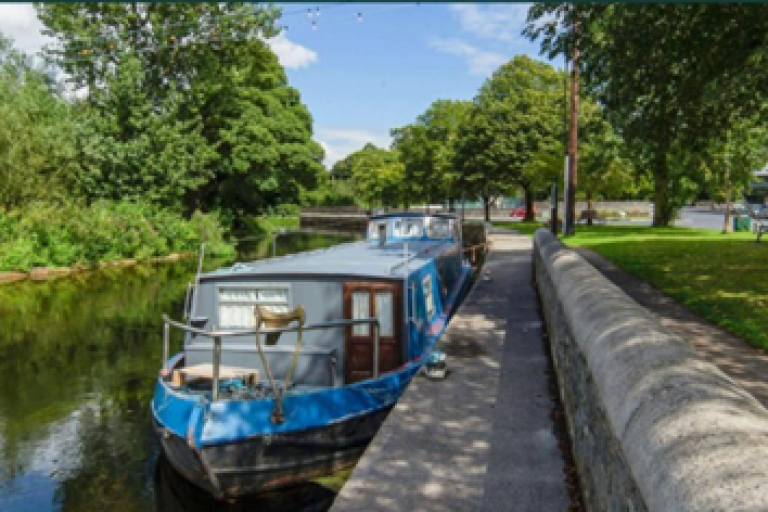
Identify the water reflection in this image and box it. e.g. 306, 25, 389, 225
0, 232, 359, 511
154, 456, 335, 512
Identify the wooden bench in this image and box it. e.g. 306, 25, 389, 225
172, 363, 260, 388
578, 209, 606, 225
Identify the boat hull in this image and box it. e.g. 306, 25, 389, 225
155, 406, 391, 499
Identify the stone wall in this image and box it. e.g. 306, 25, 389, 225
533, 229, 768, 511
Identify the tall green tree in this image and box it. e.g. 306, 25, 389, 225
700, 119, 768, 233
453, 55, 564, 221
346, 145, 404, 209
0, 34, 79, 210
391, 100, 471, 208
578, 100, 635, 221
36, 3, 325, 219
526, 3, 768, 226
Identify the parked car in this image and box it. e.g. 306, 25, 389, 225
509, 205, 537, 218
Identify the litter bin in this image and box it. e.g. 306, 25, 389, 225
733, 215, 751, 232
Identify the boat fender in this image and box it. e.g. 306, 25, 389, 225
422, 350, 448, 380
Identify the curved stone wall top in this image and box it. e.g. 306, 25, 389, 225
534, 229, 768, 512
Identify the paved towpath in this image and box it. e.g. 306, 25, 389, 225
576, 247, 768, 409
332, 231, 571, 512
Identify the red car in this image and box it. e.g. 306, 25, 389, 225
509, 205, 537, 218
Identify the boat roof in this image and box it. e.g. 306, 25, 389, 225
369, 211, 457, 221
202, 239, 455, 281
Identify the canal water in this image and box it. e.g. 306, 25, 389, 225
0, 232, 359, 512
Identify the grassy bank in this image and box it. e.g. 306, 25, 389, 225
494, 222, 768, 350
244, 215, 299, 235
0, 201, 234, 272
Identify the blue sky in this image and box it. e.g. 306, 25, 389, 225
274, 3, 552, 165
0, 3, 554, 167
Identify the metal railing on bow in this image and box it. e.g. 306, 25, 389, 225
161, 315, 381, 401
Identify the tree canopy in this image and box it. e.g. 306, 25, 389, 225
34, 3, 325, 219
452, 55, 564, 220
526, 4, 768, 226
391, 99, 471, 207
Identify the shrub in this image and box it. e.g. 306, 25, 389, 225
0, 200, 234, 271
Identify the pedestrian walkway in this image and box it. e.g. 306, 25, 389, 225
576, 247, 768, 409
332, 231, 571, 512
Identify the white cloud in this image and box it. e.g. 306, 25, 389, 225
429, 37, 507, 76
0, 5, 319, 72
315, 128, 392, 168
265, 32, 318, 70
0, 3, 54, 54
448, 4, 531, 43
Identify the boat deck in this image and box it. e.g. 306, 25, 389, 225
331, 231, 572, 511
203, 240, 454, 280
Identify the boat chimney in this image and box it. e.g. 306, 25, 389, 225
378, 223, 387, 246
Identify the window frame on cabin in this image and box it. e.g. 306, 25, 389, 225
426, 217, 451, 239
422, 274, 436, 320
216, 283, 292, 329
393, 217, 424, 239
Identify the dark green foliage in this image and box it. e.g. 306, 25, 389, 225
391, 100, 471, 206
345, 145, 404, 208
0, 201, 233, 271
525, 4, 768, 226
452, 56, 564, 220
34, 3, 325, 216
0, 34, 80, 209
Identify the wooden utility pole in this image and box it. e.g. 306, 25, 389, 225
565, 6, 579, 236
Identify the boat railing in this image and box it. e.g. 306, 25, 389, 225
161, 315, 381, 401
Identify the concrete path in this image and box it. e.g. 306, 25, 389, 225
332, 231, 571, 512
577, 247, 768, 409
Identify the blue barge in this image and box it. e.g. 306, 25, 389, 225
151, 213, 473, 498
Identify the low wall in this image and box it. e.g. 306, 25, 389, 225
533, 200, 652, 216
533, 229, 768, 511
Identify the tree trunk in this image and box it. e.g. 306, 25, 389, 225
652, 161, 672, 227
565, 8, 579, 236
448, 198, 456, 213
586, 192, 594, 226
523, 187, 535, 222
482, 194, 491, 222
723, 168, 732, 234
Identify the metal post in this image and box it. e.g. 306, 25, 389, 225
373, 321, 380, 378
565, 4, 579, 236
183, 283, 192, 322
212, 335, 222, 401
551, 180, 559, 235
271, 235, 277, 258
163, 321, 170, 370
191, 243, 205, 319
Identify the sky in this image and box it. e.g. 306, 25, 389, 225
0, 3, 553, 167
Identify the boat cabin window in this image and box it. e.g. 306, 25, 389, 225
422, 275, 436, 319
352, 291, 371, 335
426, 217, 451, 239
351, 288, 394, 337
393, 218, 424, 238
217, 285, 290, 328
368, 221, 387, 240
375, 291, 394, 336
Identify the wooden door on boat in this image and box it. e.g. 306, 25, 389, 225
343, 282, 402, 384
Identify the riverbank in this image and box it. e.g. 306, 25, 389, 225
0, 200, 235, 278
0, 252, 193, 285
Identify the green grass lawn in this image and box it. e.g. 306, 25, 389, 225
493, 222, 768, 351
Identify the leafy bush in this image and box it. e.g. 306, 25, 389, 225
0, 200, 234, 271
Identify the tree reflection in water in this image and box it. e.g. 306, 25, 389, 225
0, 232, 358, 512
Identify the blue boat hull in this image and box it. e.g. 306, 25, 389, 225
155, 406, 392, 498
150, 262, 473, 498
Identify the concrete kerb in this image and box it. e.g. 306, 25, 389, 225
533, 228, 768, 512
